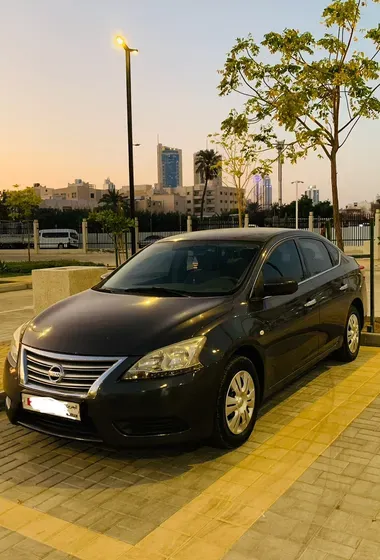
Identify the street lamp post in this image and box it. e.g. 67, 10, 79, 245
276, 141, 285, 206
291, 180, 304, 229
117, 36, 138, 255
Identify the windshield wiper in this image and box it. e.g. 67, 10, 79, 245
119, 286, 190, 297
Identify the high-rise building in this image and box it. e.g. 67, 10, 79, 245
263, 176, 272, 209
305, 185, 320, 205
157, 144, 183, 188
103, 177, 116, 192
252, 175, 272, 209
193, 153, 204, 185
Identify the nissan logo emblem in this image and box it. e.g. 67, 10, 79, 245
47, 364, 64, 383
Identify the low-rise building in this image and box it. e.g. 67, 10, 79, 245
178, 182, 239, 216
36, 179, 106, 210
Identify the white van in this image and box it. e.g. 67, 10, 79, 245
39, 229, 79, 249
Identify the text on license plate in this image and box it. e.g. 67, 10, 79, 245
22, 394, 81, 421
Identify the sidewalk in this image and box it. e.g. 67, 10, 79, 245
0, 275, 32, 293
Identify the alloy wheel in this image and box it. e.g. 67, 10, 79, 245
347, 313, 359, 354
225, 370, 255, 435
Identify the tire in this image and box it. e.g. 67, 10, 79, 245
211, 356, 260, 449
335, 305, 361, 362
58, 243, 64, 249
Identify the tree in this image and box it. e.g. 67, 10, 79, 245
218, 0, 380, 249
194, 150, 222, 221
5, 186, 41, 261
210, 130, 270, 227
89, 210, 134, 267
0, 191, 8, 220
99, 185, 128, 215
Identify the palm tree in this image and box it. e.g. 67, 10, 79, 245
194, 150, 222, 221
99, 185, 126, 215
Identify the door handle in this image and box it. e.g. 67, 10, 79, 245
340, 284, 348, 291
304, 299, 317, 308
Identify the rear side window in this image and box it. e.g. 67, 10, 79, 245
326, 243, 340, 266
299, 239, 332, 277
263, 240, 304, 283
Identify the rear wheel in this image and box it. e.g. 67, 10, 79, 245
211, 356, 260, 449
335, 305, 361, 362
58, 243, 64, 249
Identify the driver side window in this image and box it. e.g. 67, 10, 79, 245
263, 240, 304, 284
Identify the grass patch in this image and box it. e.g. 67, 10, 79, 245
0, 260, 104, 277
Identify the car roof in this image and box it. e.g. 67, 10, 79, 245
158, 228, 321, 244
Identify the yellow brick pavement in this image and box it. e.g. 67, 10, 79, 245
0, 348, 380, 559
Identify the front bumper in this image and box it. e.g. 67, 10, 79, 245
3, 351, 220, 447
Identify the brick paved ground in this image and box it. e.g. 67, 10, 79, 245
0, 349, 380, 558
0, 290, 34, 343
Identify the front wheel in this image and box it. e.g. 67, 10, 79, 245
211, 356, 260, 449
335, 305, 361, 362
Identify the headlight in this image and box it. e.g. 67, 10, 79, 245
9, 323, 28, 363
123, 337, 206, 380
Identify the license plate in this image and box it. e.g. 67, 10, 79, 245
22, 394, 81, 421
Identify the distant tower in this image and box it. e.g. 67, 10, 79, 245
157, 144, 183, 188
305, 185, 320, 205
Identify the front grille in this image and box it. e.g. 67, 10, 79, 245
114, 417, 189, 437
22, 346, 123, 398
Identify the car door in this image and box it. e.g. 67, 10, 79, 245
297, 237, 347, 353
250, 239, 321, 390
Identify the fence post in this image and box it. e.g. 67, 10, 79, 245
374, 209, 380, 260
308, 212, 313, 233
134, 217, 139, 253
82, 219, 88, 253
187, 215, 192, 233
369, 217, 375, 332
244, 213, 249, 228
33, 220, 39, 254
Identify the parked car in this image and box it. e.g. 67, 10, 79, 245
138, 234, 162, 249
4, 228, 365, 449
39, 229, 79, 249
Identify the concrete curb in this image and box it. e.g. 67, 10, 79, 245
362, 332, 380, 347
0, 282, 32, 293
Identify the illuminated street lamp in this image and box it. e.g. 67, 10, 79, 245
116, 35, 138, 254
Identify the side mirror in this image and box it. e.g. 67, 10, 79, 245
100, 271, 111, 281
263, 278, 298, 297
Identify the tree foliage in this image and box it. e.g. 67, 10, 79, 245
210, 128, 271, 227
5, 187, 41, 221
4, 186, 41, 261
219, 0, 380, 249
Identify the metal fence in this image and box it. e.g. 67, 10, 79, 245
0, 215, 374, 252
193, 219, 240, 231
0, 220, 33, 249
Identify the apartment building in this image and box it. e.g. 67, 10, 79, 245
178, 182, 238, 216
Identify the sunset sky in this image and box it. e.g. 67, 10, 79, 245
1, 0, 379, 205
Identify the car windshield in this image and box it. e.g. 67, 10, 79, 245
100, 240, 261, 296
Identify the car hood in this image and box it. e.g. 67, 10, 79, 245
22, 289, 231, 356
